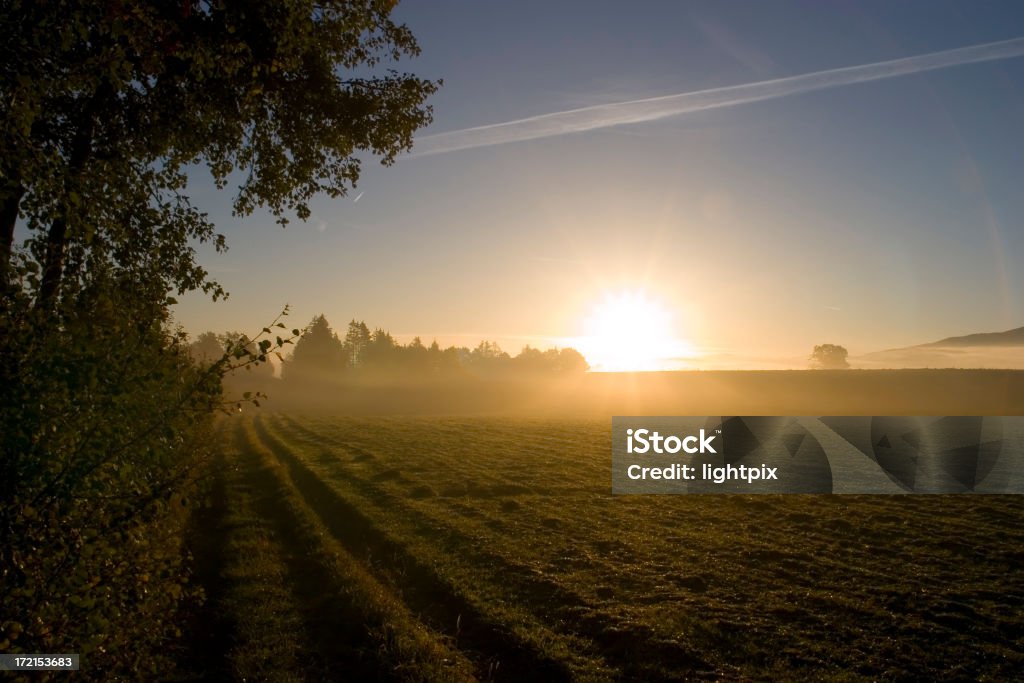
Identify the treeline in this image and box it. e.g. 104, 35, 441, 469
192, 315, 589, 383
285, 315, 589, 380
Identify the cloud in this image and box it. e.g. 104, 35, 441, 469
410, 37, 1024, 157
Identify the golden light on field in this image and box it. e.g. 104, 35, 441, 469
577, 291, 695, 372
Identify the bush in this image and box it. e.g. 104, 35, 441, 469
0, 279, 222, 678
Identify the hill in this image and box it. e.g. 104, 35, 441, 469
858, 325, 1024, 369
924, 325, 1024, 347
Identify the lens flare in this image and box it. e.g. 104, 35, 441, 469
578, 291, 693, 371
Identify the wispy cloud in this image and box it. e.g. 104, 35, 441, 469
410, 37, 1024, 157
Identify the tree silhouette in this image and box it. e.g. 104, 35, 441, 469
554, 347, 590, 373
344, 320, 372, 369
223, 331, 276, 381
809, 344, 851, 369
286, 315, 346, 381
1, 3, 436, 672
279, 319, 591, 382
189, 331, 224, 366
1, 1, 439, 302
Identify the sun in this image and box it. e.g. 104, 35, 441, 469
577, 291, 693, 371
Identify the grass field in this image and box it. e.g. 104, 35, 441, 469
184, 413, 1024, 681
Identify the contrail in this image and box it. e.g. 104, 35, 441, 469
411, 37, 1024, 157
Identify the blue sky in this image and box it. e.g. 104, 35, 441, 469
176, 0, 1024, 367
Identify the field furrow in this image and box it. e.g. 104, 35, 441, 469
262, 415, 719, 680
188, 419, 480, 682
268, 416, 733, 664
251, 415, 600, 681
250, 413, 1024, 681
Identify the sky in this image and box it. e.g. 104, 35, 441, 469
175, 0, 1024, 369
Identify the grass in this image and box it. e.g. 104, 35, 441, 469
187, 413, 1024, 681
182, 419, 475, 682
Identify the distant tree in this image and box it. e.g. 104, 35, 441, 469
466, 341, 511, 375
514, 345, 547, 373
292, 319, 591, 379
431, 342, 464, 376
513, 345, 589, 374
222, 331, 275, 381
809, 344, 850, 369
189, 331, 224, 366
555, 347, 590, 373
363, 328, 399, 370
344, 320, 372, 369
190, 330, 278, 383
400, 336, 430, 374
473, 340, 508, 361
285, 315, 345, 381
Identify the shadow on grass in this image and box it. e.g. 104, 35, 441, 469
176, 451, 235, 681
253, 415, 574, 682
236, 422, 403, 682
271, 414, 717, 681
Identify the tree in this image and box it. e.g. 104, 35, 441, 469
189, 331, 225, 366
344, 319, 372, 368
555, 347, 589, 373
809, 344, 850, 369
223, 331, 277, 382
285, 315, 346, 381
513, 345, 589, 374
1, 3, 436, 673
514, 344, 547, 373
1, 0, 440, 303
473, 340, 508, 361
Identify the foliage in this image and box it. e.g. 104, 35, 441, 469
1, 1, 437, 677
281, 315, 590, 381
284, 314, 348, 381
1, 0, 440, 303
190, 331, 226, 365
344, 319, 372, 369
192, 330, 279, 395
0, 278, 296, 677
809, 343, 850, 369
0, 281, 214, 675
514, 345, 590, 374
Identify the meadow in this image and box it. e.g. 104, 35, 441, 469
182, 410, 1024, 681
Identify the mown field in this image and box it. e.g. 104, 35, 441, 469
183, 414, 1024, 681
